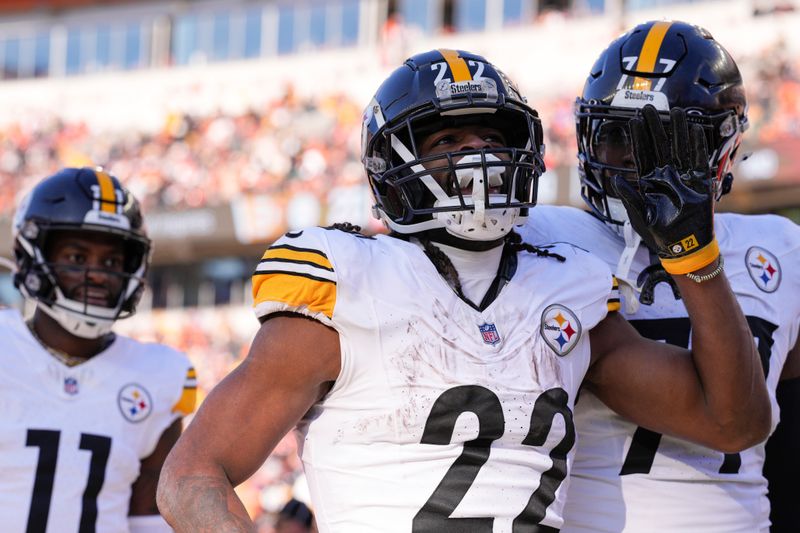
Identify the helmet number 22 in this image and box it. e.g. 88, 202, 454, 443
413, 385, 574, 532
431, 60, 486, 86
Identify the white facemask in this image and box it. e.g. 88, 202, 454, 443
432, 153, 524, 241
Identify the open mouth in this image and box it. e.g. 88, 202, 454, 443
71, 287, 113, 307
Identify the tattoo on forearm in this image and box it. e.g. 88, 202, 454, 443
161, 475, 254, 533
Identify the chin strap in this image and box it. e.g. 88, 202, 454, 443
614, 220, 643, 314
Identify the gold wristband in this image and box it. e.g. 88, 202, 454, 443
660, 238, 720, 275
684, 255, 725, 283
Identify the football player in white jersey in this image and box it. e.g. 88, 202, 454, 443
518, 20, 800, 533
1, 167, 196, 533
158, 49, 769, 533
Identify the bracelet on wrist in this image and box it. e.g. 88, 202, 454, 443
684, 255, 725, 283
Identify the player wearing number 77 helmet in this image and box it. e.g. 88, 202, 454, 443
157, 49, 768, 532
519, 20, 800, 533
0, 167, 196, 533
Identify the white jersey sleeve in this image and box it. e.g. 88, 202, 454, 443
522, 207, 800, 533
0, 308, 195, 533
251, 227, 618, 532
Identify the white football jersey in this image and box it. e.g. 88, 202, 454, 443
0, 308, 195, 533
252, 227, 620, 533
519, 205, 800, 533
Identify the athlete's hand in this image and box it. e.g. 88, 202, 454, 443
611, 104, 719, 275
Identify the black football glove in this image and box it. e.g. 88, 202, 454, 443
610, 104, 719, 275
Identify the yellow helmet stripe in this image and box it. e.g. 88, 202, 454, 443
632, 21, 673, 90
439, 49, 472, 82
94, 169, 117, 213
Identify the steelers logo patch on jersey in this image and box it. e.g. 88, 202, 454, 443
745, 246, 781, 293
540, 304, 582, 356
117, 383, 153, 423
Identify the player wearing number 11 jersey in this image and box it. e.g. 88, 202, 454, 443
158, 50, 769, 532
519, 21, 800, 532
0, 167, 195, 533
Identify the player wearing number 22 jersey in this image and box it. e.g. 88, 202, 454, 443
252, 226, 616, 530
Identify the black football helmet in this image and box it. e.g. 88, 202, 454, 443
577, 20, 748, 225
362, 49, 545, 241
13, 167, 151, 338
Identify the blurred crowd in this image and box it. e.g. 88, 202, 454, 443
0, 86, 365, 219
0, 43, 798, 219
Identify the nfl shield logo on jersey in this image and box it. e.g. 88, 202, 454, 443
540, 304, 582, 356
745, 246, 781, 293
117, 383, 153, 423
478, 323, 501, 345
63, 376, 79, 396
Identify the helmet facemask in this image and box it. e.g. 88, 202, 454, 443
361, 50, 546, 243
577, 99, 747, 227
366, 102, 544, 241
12, 167, 152, 340
15, 224, 150, 339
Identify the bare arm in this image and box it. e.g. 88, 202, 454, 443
129, 418, 182, 515
156, 315, 341, 532
586, 260, 770, 452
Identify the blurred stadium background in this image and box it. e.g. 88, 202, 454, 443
0, 0, 798, 529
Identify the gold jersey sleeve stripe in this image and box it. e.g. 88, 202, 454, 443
252, 271, 336, 319
261, 244, 333, 270
439, 48, 472, 82
607, 300, 621, 312
94, 169, 118, 213
631, 21, 673, 90
172, 386, 197, 416
186, 368, 196, 380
